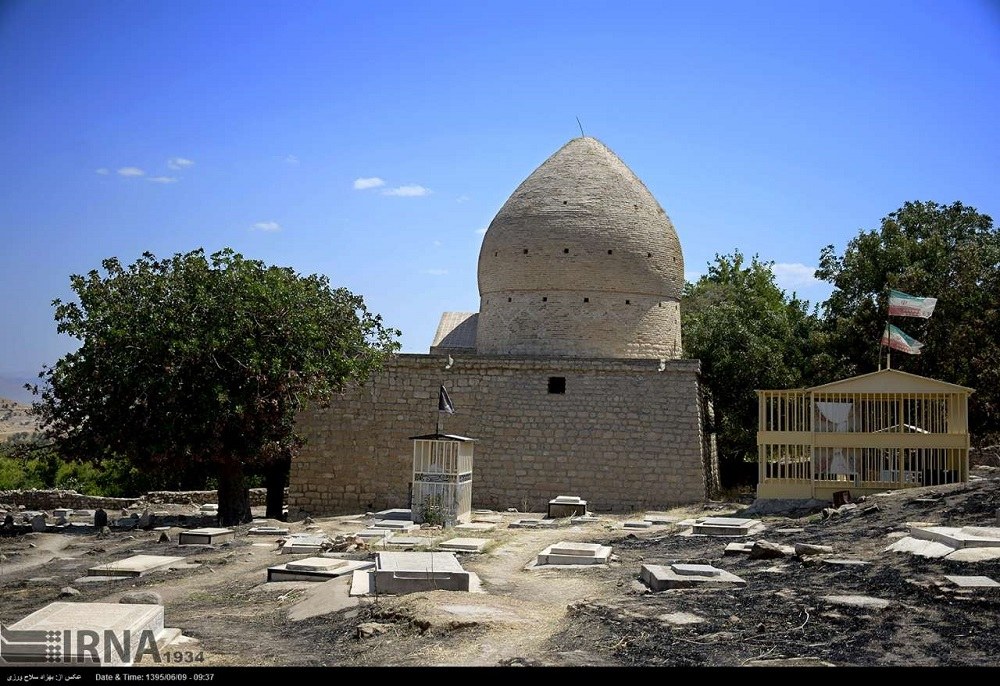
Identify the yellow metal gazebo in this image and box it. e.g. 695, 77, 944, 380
756, 369, 973, 501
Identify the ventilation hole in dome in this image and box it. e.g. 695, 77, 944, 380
542, 297, 547, 302
647, 252, 652, 257
634, 204, 638, 210
562, 200, 568, 205
548, 377, 566, 394
523, 249, 528, 254
625, 299, 631, 305
584, 297, 589, 303
563, 248, 569, 254
608, 250, 613, 255
508, 297, 512, 302
494, 252, 498, 257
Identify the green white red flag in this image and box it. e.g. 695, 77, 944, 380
888, 289, 937, 318
881, 323, 924, 355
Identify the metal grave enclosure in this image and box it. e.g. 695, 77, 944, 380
409, 433, 475, 526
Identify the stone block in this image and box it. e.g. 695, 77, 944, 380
177, 528, 235, 545
87, 555, 185, 578
640, 564, 746, 591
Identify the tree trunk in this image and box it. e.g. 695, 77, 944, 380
217, 458, 252, 526
264, 456, 290, 521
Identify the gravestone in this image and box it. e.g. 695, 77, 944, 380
640, 563, 746, 591
3, 602, 170, 666
547, 496, 587, 518
438, 538, 490, 553
30, 514, 47, 532
177, 528, 235, 545
535, 541, 612, 565
350, 551, 478, 595
94, 509, 108, 529
87, 555, 185, 578
691, 517, 763, 536
267, 557, 374, 582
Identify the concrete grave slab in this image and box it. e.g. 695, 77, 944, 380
724, 542, 755, 555
3, 602, 169, 666
355, 529, 394, 542
281, 536, 332, 554
177, 528, 235, 545
267, 558, 373, 582
383, 536, 429, 548
548, 496, 587, 518
372, 520, 419, 532
248, 526, 290, 536
350, 551, 480, 595
641, 563, 746, 591
643, 513, 680, 525
509, 519, 549, 529
87, 555, 185, 578
884, 536, 955, 558
374, 508, 412, 521
471, 512, 503, 524
536, 541, 612, 565
671, 563, 722, 577
454, 522, 497, 532
53, 508, 74, 518
945, 547, 1000, 563
944, 575, 1000, 588
571, 515, 602, 524
691, 517, 764, 536
821, 595, 891, 610
623, 521, 652, 529
910, 525, 1000, 549
438, 538, 489, 553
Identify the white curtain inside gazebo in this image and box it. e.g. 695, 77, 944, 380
816, 401, 854, 475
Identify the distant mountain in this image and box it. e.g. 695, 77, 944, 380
0, 375, 37, 404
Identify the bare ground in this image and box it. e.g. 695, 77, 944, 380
3, 468, 1000, 669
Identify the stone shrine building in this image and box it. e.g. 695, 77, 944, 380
289, 137, 718, 516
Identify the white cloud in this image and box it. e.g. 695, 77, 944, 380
147, 176, 177, 184
167, 157, 194, 170
772, 263, 821, 289
117, 167, 145, 177
252, 221, 282, 232
423, 268, 448, 276
95, 168, 110, 175
456, 195, 470, 203
353, 177, 385, 190
475, 227, 488, 236
382, 184, 430, 197
284, 155, 300, 165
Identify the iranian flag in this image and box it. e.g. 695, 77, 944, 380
881, 324, 924, 355
888, 289, 937, 318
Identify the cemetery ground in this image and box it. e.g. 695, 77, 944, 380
3, 468, 1000, 668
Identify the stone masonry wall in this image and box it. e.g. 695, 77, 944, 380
0, 488, 270, 511
289, 354, 709, 516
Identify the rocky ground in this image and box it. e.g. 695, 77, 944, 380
2, 469, 1000, 670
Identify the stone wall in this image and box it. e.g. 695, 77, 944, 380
290, 354, 713, 516
0, 488, 270, 511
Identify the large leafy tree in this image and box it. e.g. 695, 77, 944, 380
683, 252, 821, 486
30, 248, 400, 524
816, 200, 999, 444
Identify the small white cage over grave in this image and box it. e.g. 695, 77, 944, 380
409, 433, 475, 526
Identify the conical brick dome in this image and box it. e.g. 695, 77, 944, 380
475, 137, 684, 358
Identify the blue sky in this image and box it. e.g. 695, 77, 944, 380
1, 1, 998, 401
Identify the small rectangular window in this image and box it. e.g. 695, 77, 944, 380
548, 377, 566, 394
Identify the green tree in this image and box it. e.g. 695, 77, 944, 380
816, 200, 999, 443
30, 248, 400, 524
683, 252, 820, 486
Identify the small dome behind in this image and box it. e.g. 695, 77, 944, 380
476, 137, 684, 359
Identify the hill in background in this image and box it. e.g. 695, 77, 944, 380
0, 396, 39, 439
